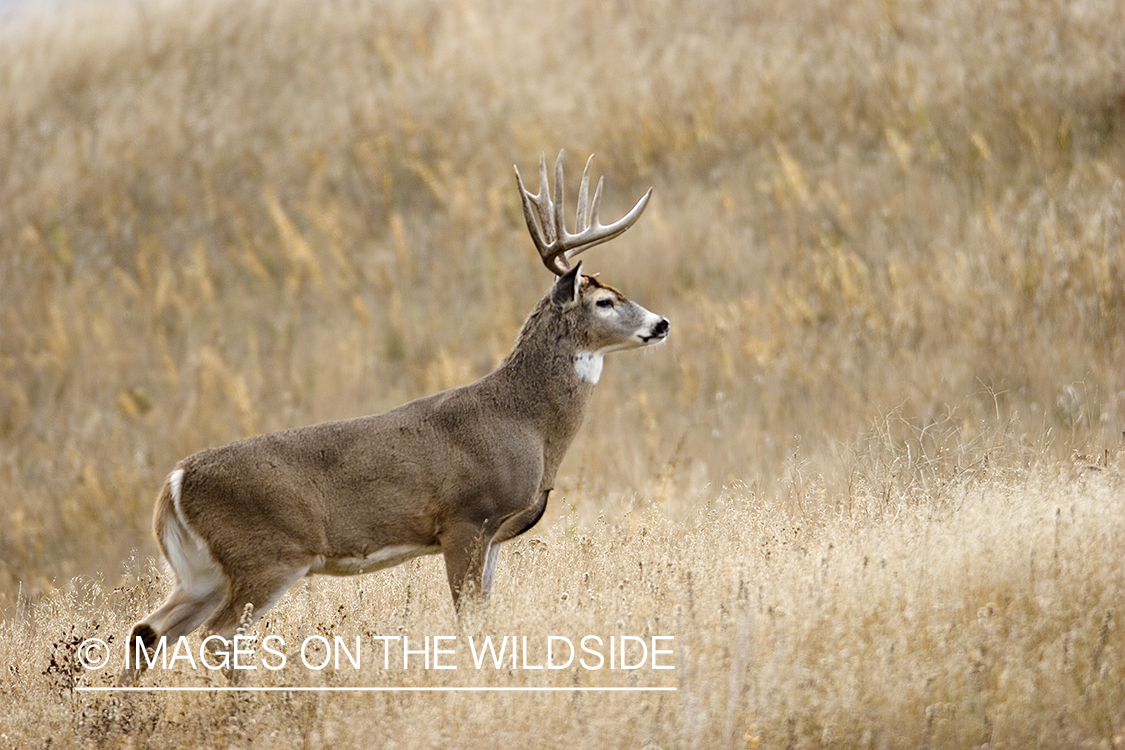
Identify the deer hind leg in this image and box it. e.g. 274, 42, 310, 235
187, 558, 311, 684
119, 510, 227, 685
132, 574, 226, 647
202, 558, 312, 639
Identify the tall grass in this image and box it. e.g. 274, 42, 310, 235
1, 0, 1124, 746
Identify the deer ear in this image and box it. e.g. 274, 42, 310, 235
551, 261, 583, 309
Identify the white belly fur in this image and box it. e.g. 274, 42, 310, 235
310, 544, 441, 576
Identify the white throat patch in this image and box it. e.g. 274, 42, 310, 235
574, 351, 605, 384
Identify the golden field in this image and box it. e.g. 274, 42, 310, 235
1, 0, 1124, 746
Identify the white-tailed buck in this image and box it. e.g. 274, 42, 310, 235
122, 151, 668, 683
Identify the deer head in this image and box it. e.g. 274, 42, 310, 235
510, 151, 668, 384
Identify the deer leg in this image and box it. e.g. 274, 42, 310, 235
118, 573, 226, 686
440, 521, 491, 610
134, 575, 226, 645
481, 543, 501, 597
119, 511, 227, 686
202, 559, 312, 639
477, 490, 549, 598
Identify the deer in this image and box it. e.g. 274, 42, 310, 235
120, 151, 669, 684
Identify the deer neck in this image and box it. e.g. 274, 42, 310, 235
493, 299, 596, 443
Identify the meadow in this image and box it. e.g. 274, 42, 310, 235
1, 0, 1124, 746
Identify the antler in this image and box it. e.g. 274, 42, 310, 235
514, 151, 652, 275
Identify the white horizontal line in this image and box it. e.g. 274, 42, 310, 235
78, 686, 676, 693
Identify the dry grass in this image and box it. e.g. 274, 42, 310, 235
1, 0, 1124, 746
6, 453, 1125, 748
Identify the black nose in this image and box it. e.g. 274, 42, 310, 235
654, 318, 670, 337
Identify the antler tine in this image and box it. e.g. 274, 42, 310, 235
574, 155, 593, 233
561, 178, 652, 265
515, 150, 652, 275
552, 152, 568, 262
536, 153, 554, 244
515, 154, 566, 274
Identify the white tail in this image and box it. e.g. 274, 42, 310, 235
121, 151, 668, 683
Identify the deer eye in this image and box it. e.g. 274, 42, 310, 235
595, 298, 614, 309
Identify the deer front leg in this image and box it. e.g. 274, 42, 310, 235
440, 490, 550, 608
440, 520, 492, 610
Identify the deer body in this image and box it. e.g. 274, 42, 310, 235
123, 153, 668, 684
